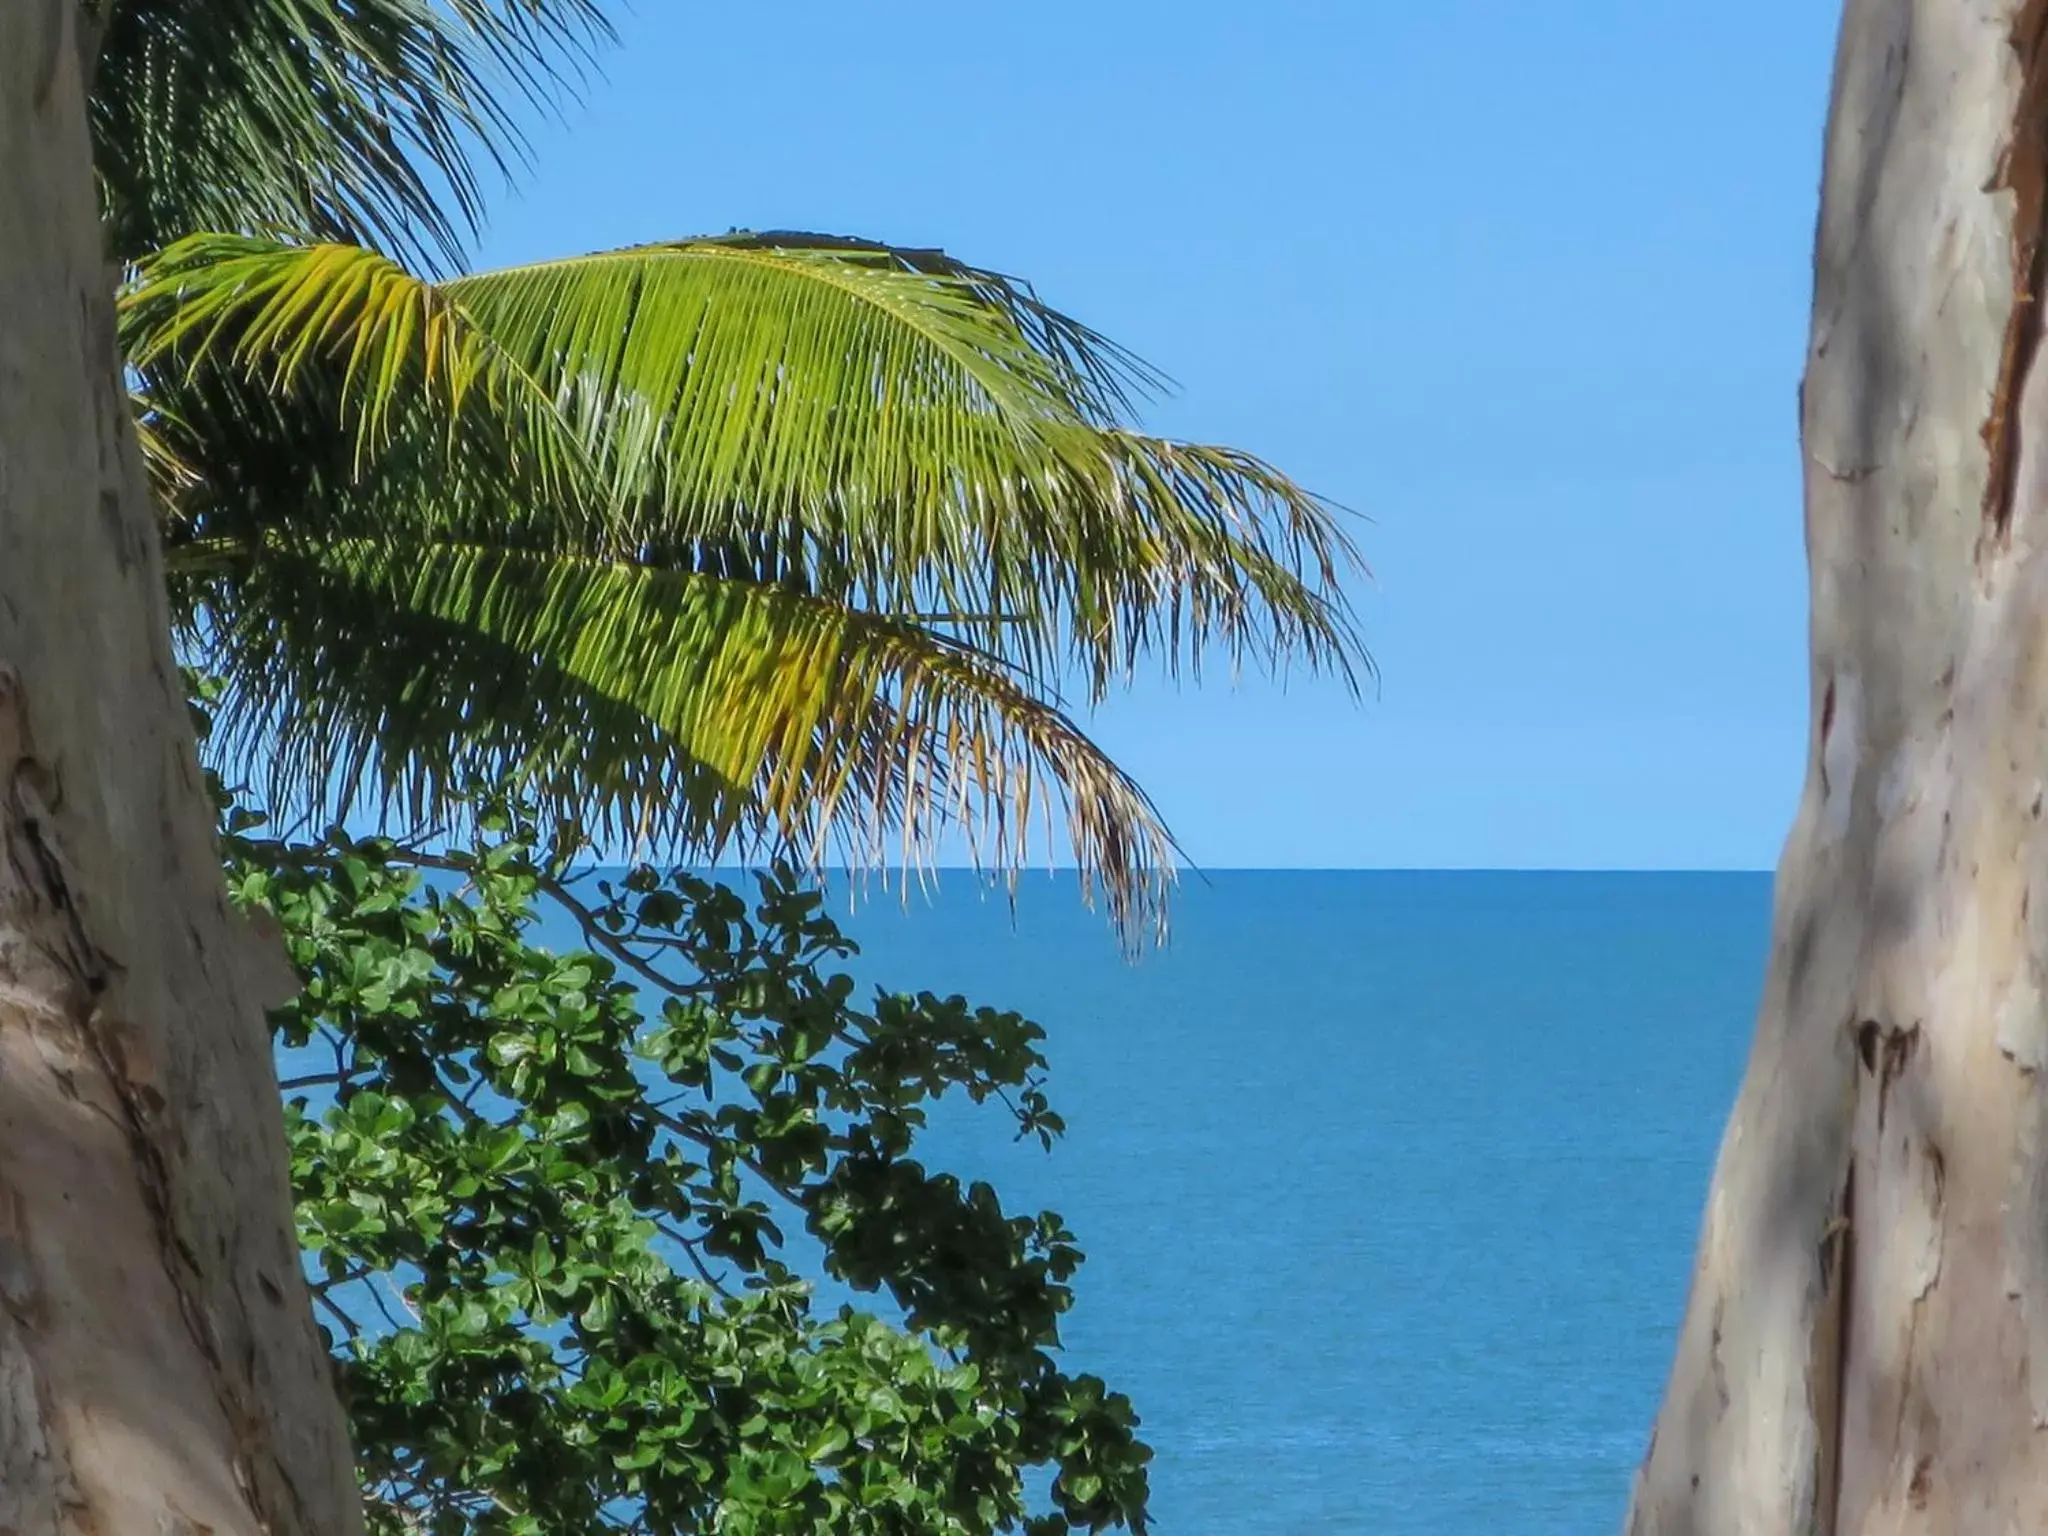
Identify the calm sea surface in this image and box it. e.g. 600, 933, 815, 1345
809, 870, 1768, 1536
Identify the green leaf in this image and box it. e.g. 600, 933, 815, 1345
488, 1032, 536, 1067
549, 1101, 591, 1136
807, 1424, 851, 1462
312, 1199, 364, 1234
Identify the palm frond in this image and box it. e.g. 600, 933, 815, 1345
128, 235, 587, 495
187, 535, 1178, 938
130, 232, 1370, 693
135, 407, 202, 503
93, 0, 612, 270
133, 230, 1370, 937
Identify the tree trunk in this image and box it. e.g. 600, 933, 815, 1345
1628, 0, 2048, 1530
0, 6, 360, 1534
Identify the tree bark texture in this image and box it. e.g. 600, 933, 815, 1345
0, 6, 361, 1534
1629, 1, 2048, 1531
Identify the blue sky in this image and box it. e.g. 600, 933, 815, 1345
475, 1, 1840, 871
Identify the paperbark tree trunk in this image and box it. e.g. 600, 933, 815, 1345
1628, 1, 2048, 1531
0, 5, 360, 1534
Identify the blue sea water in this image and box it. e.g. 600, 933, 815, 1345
809, 870, 1768, 1536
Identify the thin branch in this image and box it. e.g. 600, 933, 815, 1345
651, 1108, 811, 1217
433, 1072, 490, 1129
363, 1276, 409, 1335
393, 848, 696, 999
309, 1261, 373, 1298
314, 1289, 363, 1341
538, 873, 695, 995
325, 1026, 351, 1085
655, 1218, 735, 1298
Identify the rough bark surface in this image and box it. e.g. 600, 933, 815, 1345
1628, 1, 2048, 1531
0, 6, 361, 1535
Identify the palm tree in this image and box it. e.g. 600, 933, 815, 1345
101, 0, 1368, 942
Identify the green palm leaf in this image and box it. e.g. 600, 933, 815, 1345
95, 0, 610, 269
190, 535, 1176, 935
128, 237, 587, 496
131, 229, 1369, 936
131, 233, 1368, 691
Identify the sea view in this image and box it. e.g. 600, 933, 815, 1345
810, 870, 1768, 1534
8, 0, 1967, 1528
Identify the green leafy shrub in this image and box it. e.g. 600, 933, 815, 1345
206, 747, 1150, 1533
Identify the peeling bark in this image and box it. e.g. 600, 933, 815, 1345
1629, 1, 2048, 1530
0, 6, 360, 1535
1983, 0, 2048, 539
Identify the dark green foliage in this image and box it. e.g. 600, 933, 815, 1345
94, 0, 610, 270
213, 771, 1151, 1534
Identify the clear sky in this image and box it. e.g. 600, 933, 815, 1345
474, 1, 1843, 871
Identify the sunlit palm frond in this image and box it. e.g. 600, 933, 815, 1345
443, 234, 1158, 485
188, 535, 1178, 938
94, 0, 611, 270
130, 232, 1370, 691
135, 408, 202, 504
448, 235, 1370, 689
991, 430, 1369, 694
132, 228, 1369, 935
128, 235, 587, 496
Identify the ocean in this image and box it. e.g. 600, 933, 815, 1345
818, 870, 1769, 1535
